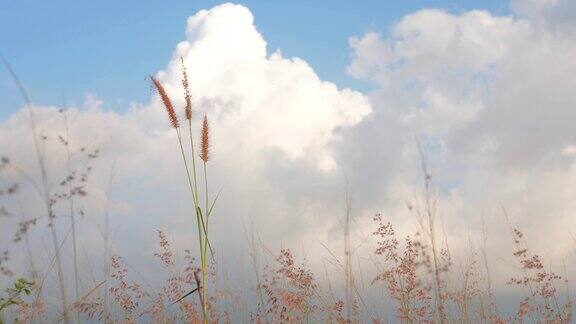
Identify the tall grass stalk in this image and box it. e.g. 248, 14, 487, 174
150, 63, 217, 323
416, 142, 447, 323
16, 202, 38, 281
61, 105, 81, 324
343, 178, 356, 322
1, 56, 70, 323
481, 214, 499, 319
247, 224, 267, 320
181, 64, 208, 310
102, 162, 116, 320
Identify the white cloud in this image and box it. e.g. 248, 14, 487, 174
347, 2, 576, 286
154, 3, 370, 172
511, 0, 576, 33
0, 2, 371, 296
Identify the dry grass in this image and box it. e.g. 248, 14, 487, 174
151, 76, 180, 130
200, 116, 210, 164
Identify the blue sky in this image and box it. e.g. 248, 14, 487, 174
0, 0, 508, 120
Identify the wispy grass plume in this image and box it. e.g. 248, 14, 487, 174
150, 76, 179, 129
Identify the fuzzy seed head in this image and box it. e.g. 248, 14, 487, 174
200, 115, 210, 163
150, 76, 179, 129
181, 58, 192, 121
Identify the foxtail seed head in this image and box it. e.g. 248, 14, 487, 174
200, 115, 210, 163
150, 76, 179, 129
181, 58, 192, 121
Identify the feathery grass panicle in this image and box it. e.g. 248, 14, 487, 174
150, 76, 179, 129
200, 115, 210, 163
181, 58, 193, 121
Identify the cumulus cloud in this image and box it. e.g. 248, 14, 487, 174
347, 0, 576, 285
153, 4, 370, 172
0, 3, 370, 295
511, 0, 576, 33
142, 2, 372, 261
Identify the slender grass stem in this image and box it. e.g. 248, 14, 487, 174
200, 163, 213, 317
152, 72, 209, 323
202, 162, 209, 261
2, 57, 69, 323
63, 110, 81, 324
187, 120, 209, 323
188, 120, 200, 206
176, 127, 208, 323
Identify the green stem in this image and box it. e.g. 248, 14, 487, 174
176, 129, 207, 322
188, 120, 200, 207
203, 162, 209, 258
202, 162, 209, 323
176, 129, 196, 203
183, 122, 208, 323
